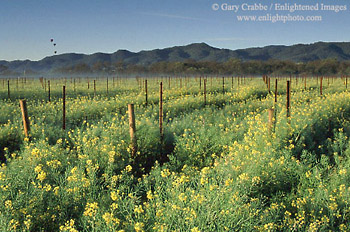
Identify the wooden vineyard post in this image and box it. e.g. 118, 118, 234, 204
73, 79, 76, 92
128, 104, 137, 157
107, 77, 109, 94
88, 80, 90, 89
94, 80, 96, 97
222, 76, 225, 94
7, 80, 10, 100
320, 77, 323, 95
304, 76, 307, 90
275, 79, 278, 103
159, 82, 163, 154
286, 81, 291, 119
200, 76, 202, 90
204, 79, 207, 105
268, 77, 271, 93
63, 86, 66, 130
113, 76, 115, 88
39, 77, 43, 89
48, 80, 51, 102
346, 76, 348, 89
19, 100, 30, 137
145, 79, 148, 106
268, 108, 274, 134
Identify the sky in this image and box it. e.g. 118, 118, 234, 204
1, 0, 349, 61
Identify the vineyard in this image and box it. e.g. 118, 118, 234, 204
1, 76, 350, 231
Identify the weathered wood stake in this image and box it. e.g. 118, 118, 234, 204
204, 79, 207, 105
346, 76, 348, 89
94, 80, 96, 96
222, 76, 225, 93
286, 81, 291, 119
275, 79, 278, 103
19, 100, 30, 137
7, 80, 10, 100
48, 80, 51, 102
145, 79, 148, 106
63, 86, 66, 130
159, 82, 163, 152
128, 104, 137, 157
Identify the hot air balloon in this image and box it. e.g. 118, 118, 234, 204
50, 39, 53, 42
53, 43, 56, 46
54, 51, 57, 54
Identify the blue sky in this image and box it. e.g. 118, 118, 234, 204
1, 0, 349, 61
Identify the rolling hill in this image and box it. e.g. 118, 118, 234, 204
1, 41, 350, 74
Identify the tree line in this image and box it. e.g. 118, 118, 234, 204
54, 58, 350, 76
2, 58, 350, 76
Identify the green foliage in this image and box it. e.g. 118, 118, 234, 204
1, 76, 350, 231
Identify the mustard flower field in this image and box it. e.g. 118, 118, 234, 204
0, 76, 350, 231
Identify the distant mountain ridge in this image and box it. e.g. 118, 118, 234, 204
1, 41, 350, 74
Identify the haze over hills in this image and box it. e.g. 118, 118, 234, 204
1, 41, 350, 74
